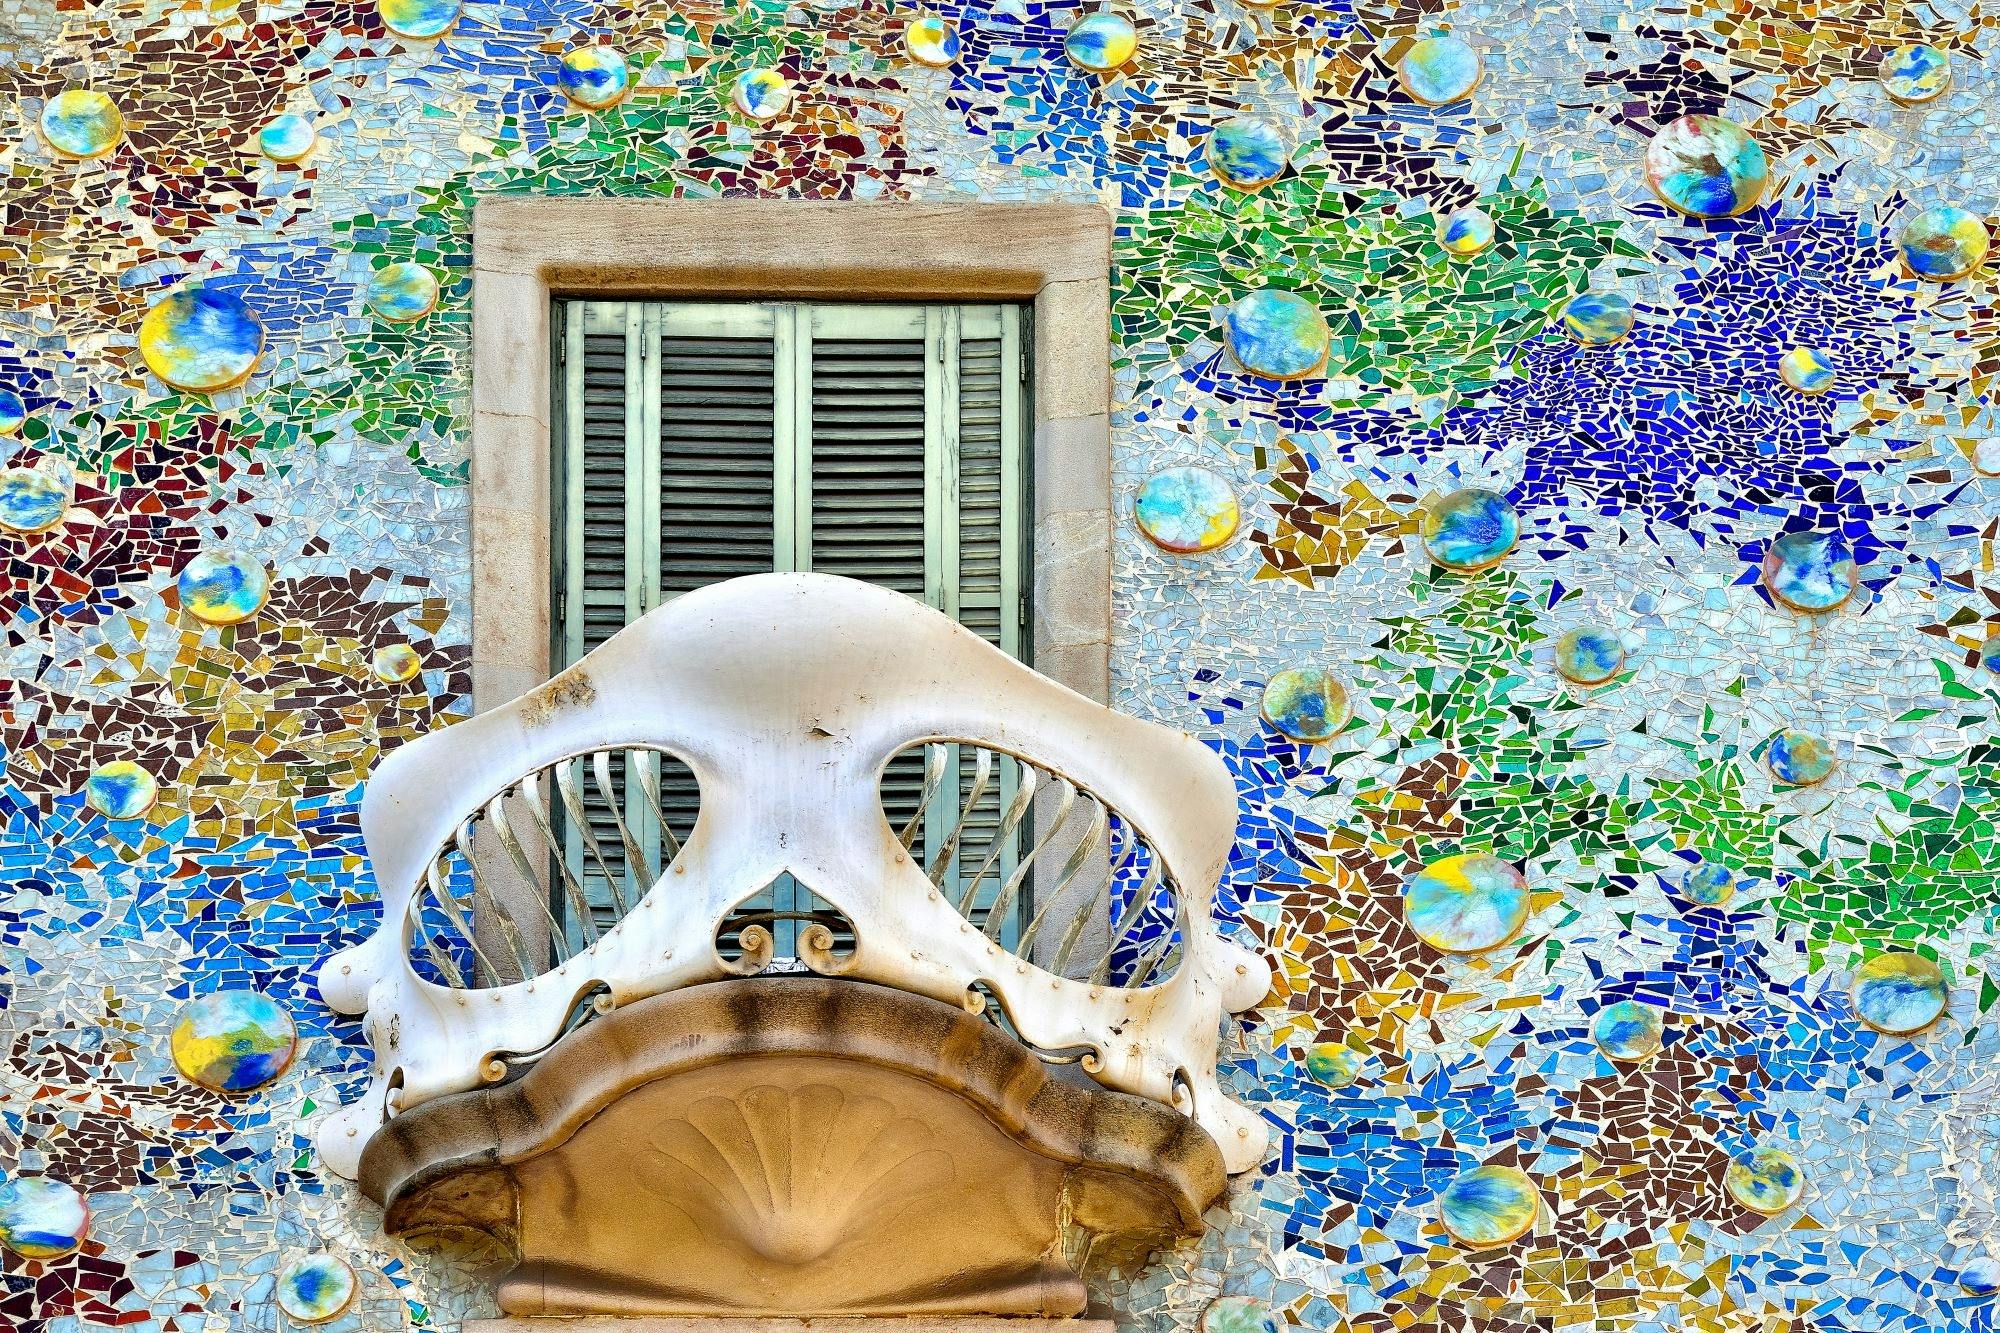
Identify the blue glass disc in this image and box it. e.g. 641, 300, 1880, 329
1592, 999, 1664, 1061
1644, 114, 1768, 219
1725, 1146, 1804, 1215
1767, 728, 1834, 787
1881, 43, 1950, 105
1422, 488, 1518, 571
558, 48, 631, 110
1438, 1164, 1538, 1247
1849, 951, 1948, 1036
1207, 118, 1285, 190
1761, 530, 1856, 612
1065, 14, 1138, 73
1554, 626, 1623, 684
1222, 289, 1329, 380
1403, 853, 1529, 953
1561, 292, 1635, 346
1680, 862, 1734, 907
1399, 36, 1481, 106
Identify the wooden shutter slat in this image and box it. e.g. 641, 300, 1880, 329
657, 333, 781, 595
804, 330, 928, 596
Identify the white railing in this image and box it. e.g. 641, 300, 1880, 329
319, 574, 1269, 1178
405, 739, 1186, 994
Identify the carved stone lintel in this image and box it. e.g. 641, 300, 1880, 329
363, 979, 1226, 1319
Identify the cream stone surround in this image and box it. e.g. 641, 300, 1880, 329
470, 197, 1115, 713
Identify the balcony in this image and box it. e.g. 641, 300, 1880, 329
319, 573, 1269, 1323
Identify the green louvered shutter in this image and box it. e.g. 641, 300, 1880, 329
551, 300, 1031, 948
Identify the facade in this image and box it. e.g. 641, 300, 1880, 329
2, 3, 1999, 1333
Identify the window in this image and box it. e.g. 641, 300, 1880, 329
548, 299, 1033, 948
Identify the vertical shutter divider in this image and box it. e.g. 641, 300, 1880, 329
557, 304, 587, 674
621, 305, 649, 629
927, 305, 962, 617
1000, 304, 1026, 663
922, 306, 951, 884
779, 305, 809, 574
933, 306, 965, 902
639, 305, 664, 614
631, 304, 665, 893
778, 304, 815, 946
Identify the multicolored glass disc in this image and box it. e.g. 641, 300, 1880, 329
1438, 1164, 1538, 1247
1962, 1256, 2000, 1299
257, 113, 317, 164
1303, 1041, 1360, 1089
85, 761, 158, 820
40, 89, 124, 160
140, 285, 265, 394
0, 463, 69, 534
378, 0, 459, 40
1561, 292, 1635, 346
177, 550, 270, 626
1898, 205, 1990, 281
1849, 951, 1948, 1036
1438, 206, 1495, 257
1398, 35, 1481, 106
1199, 1296, 1279, 1333
1422, 488, 1518, 571
1778, 347, 1834, 394
1403, 853, 1530, 954
171, 990, 298, 1094
1680, 862, 1734, 907
1207, 118, 1285, 191
1974, 438, 2000, 477
1881, 43, 1951, 105
1767, 727, 1835, 787
373, 643, 424, 683
1260, 667, 1350, 742
558, 47, 631, 109
1726, 1146, 1805, 1215
732, 68, 793, 121
1592, 1000, 1664, 1062
1135, 466, 1239, 554
366, 262, 440, 323
0, 388, 24, 436
905, 17, 961, 67
0, 1177, 88, 1260
276, 1253, 358, 1324
1644, 114, 1768, 219
1761, 529, 1856, 612
1553, 626, 1623, 684
1065, 13, 1138, 73
1222, 288, 1328, 380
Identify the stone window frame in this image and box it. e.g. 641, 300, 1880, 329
469, 197, 1114, 713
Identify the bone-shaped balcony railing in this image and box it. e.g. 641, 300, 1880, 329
404, 741, 1188, 993
318, 573, 1272, 1178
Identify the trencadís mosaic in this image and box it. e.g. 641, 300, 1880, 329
2, 1, 1998, 1331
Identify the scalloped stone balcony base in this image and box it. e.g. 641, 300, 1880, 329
364, 978, 1226, 1318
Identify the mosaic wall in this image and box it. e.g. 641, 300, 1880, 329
2, 0, 1999, 1329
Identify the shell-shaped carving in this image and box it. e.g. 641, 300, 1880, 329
647, 1084, 952, 1265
